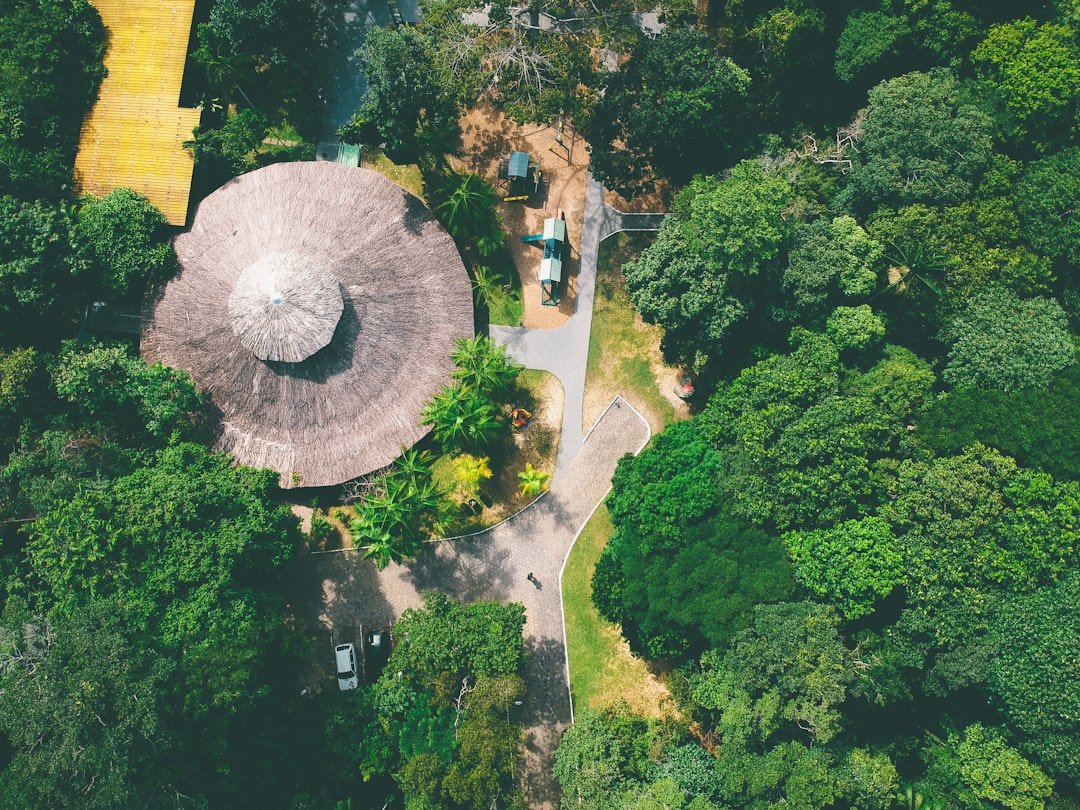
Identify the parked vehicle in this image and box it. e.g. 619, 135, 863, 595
335, 643, 359, 691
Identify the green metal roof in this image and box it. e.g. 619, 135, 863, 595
508, 151, 530, 179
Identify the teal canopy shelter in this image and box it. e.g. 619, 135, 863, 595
522, 215, 566, 305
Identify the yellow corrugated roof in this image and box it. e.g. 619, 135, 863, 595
74, 0, 202, 225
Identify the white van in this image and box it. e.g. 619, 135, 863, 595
335, 643, 359, 690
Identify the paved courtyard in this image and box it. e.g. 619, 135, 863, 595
302, 398, 649, 807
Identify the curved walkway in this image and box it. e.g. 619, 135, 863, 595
490, 176, 665, 478
304, 398, 650, 807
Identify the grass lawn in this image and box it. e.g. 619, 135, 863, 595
563, 504, 673, 718
361, 148, 426, 200
584, 232, 687, 434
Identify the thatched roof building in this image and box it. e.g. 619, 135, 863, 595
141, 162, 474, 488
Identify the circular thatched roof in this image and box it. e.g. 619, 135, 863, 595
141, 162, 474, 488
229, 253, 345, 362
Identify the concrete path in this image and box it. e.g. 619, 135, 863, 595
491, 175, 665, 478
304, 398, 650, 808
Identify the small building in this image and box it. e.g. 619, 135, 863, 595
498, 151, 541, 201
73, 0, 202, 225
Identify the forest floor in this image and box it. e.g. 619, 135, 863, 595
563, 504, 676, 718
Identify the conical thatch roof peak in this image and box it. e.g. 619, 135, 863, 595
228, 253, 344, 362
141, 162, 474, 489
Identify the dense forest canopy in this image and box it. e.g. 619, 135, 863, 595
0, 0, 1078, 807
580, 1, 1080, 808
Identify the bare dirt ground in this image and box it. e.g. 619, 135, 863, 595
603, 180, 672, 213
454, 105, 590, 329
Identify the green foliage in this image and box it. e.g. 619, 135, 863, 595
449, 336, 520, 396
607, 421, 724, 551
699, 333, 934, 531
784, 516, 903, 619
343, 27, 455, 162
989, 574, 1080, 782
922, 724, 1053, 810
691, 602, 861, 745
351, 453, 443, 569
3, 439, 308, 805
867, 155, 1056, 307
441, 676, 524, 810
1017, 147, 1080, 266
201, 0, 331, 68
0, 598, 167, 808
654, 743, 720, 802
586, 28, 751, 196
972, 18, 1080, 152
597, 420, 795, 657
449, 453, 491, 505
76, 189, 173, 296
435, 173, 505, 257
369, 594, 526, 809
835, 11, 909, 81
516, 462, 549, 497
825, 305, 886, 352
0, 196, 82, 329
380, 592, 525, 689
553, 707, 662, 809
186, 108, 269, 185
624, 161, 793, 365
0, 347, 37, 440
883, 445, 1078, 638
917, 363, 1080, 480
51, 342, 204, 441
845, 69, 994, 210
0, 0, 105, 198
940, 286, 1074, 393
598, 510, 795, 659
422, 383, 500, 451
782, 215, 882, 322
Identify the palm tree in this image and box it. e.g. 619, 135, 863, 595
394, 446, 434, 481
436, 172, 505, 256
880, 240, 949, 300
352, 465, 443, 569
191, 30, 256, 110
517, 463, 551, 497
421, 383, 500, 450
901, 783, 942, 810
471, 265, 513, 322
450, 453, 492, 505
451, 335, 520, 395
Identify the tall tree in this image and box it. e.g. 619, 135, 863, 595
972, 18, 1080, 153
587, 28, 751, 196
842, 69, 994, 211
940, 286, 1074, 393
989, 574, 1080, 782
624, 160, 793, 366
76, 189, 174, 296
343, 27, 456, 162
0, 598, 169, 808
699, 332, 934, 531
0, 196, 82, 336
0, 0, 105, 198
1016, 147, 1080, 266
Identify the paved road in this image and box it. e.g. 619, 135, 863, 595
490, 176, 665, 478
303, 398, 650, 807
